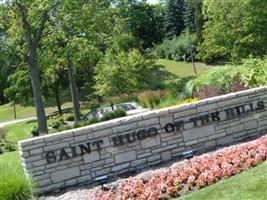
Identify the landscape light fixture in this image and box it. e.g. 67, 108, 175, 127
182, 150, 194, 159
95, 175, 108, 187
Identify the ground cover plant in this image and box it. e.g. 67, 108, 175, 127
178, 160, 267, 200
90, 135, 267, 200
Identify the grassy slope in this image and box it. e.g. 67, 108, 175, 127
156, 59, 213, 77
178, 160, 267, 200
0, 101, 73, 122
5, 120, 37, 142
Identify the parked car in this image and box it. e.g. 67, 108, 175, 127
82, 102, 150, 120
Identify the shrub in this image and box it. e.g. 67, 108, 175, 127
110, 93, 138, 105
56, 125, 73, 132
51, 119, 65, 129
100, 109, 126, 122
195, 85, 223, 99
64, 113, 74, 121
156, 94, 181, 108
0, 154, 33, 200
138, 90, 166, 108
88, 103, 101, 111
0, 128, 6, 144
31, 127, 39, 137
229, 75, 248, 93
4, 143, 17, 152
73, 121, 90, 128
163, 76, 195, 95
241, 57, 267, 87
100, 112, 116, 121
0, 146, 4, 154
152, 33, 197, 61
183, 65, 246, 97
88, 117, 100, 124
114, 109, 127, 118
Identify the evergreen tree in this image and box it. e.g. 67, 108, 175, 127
165, 0, 185, 38
194, 0, 203, 44
183, 0, 203, 43
183, 0, 195, 33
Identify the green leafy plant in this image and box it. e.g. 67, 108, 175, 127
163, 76, 195, 94
94, 49, 156, 98
100, 109, 126, 122
138, 90, 166, 108
4, 143, 17, 152
73, 121, 90, 128
241, 58, 267, 88
183, 65, 246, 97
0, 146, 4, 154
31, 127, 39, 137
114, 109, 127, 118
110, 93, 138, 105
50, 119, 65, 129
0, 128, 6, 144
100, 112, 116, 121
64, 114, 75, 121
88, 103, 101, 111
88, 117, 100, 124
0, 153, 34, 200
152, 33, 197, 61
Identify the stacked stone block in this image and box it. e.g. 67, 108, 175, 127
19, 87, 267, 193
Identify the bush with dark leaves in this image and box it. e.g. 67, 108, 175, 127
195, 85, 223, 99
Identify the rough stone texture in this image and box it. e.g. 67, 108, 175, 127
18, 87, 267, 194
51, 167, 80, 183
183, 125, 215, 142
114, 151, 136, 163
83, 151, 100, 163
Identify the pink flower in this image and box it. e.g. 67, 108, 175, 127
91, 135, 267, 200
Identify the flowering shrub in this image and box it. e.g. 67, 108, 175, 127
176, 97, 199, 106
90, 135, 267, 200
229, 76, 248, 93
194, 85, 223, 99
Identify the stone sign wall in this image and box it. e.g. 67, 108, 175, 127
19, 87, 267, 193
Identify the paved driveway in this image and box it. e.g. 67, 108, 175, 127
0, 117, 36, 128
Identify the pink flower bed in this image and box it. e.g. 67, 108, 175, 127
90, 135, 267, 200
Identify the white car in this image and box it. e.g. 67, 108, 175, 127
83, 102, 150, 120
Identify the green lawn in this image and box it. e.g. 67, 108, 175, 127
0, 151, 21, 167
0, 101, 73, 122
4, 120, 37, 142
0, 88, 92, 122
178, 160, 267, 200
156, 59, 213, 77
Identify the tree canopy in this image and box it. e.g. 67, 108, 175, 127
198, 0, 267, 62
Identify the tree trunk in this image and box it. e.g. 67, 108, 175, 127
13, 101, 17, 119
55, 90, 62, 116
190, 49, 197, 76
67, 57, 80, 122
29, 66, 48, 132
110, 100, 114, 111
29, 47, 48, 133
